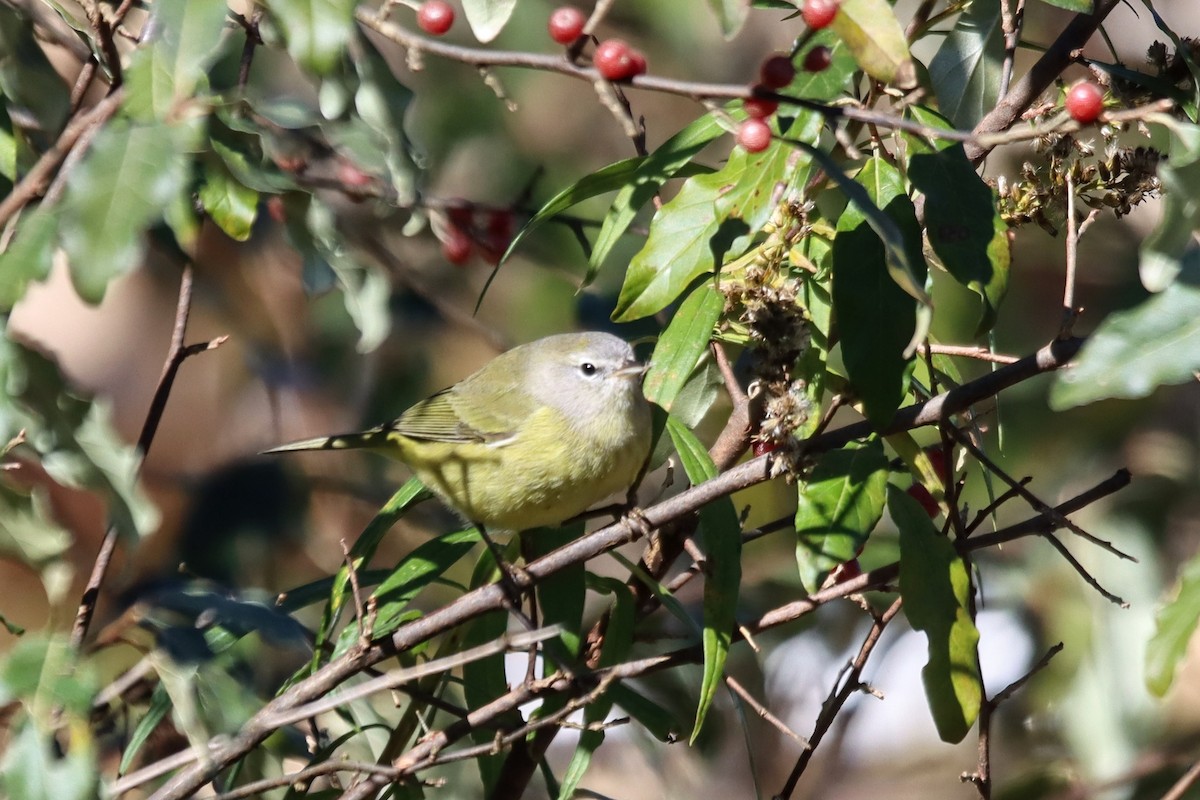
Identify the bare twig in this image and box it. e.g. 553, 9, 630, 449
923, 344, 1020, 365
1162, 761, 1200, 800
965, 0, 1122, 164
964, 642, 1063, 798
997, 0, 1027, 99
776, 598, 903, 799
950, 430, 1134, 562
726, 675, 805, 743
71, 268, 228, 649
140, 337, 1086, 800
0, 89, 125, 229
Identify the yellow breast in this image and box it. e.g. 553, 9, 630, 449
390, 406, 648, 531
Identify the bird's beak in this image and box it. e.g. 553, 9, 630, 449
616, 361, 649, 379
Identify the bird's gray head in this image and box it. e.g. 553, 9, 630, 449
524, 332, 649, 436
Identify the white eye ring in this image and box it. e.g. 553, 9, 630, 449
579, 362, 598, 377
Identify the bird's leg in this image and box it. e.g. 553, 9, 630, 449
476, 526, 578, 683
475, 524, 529, 609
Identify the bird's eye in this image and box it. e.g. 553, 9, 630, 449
579, 362, 597, 377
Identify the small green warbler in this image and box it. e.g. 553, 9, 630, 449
264, 332, 652, 531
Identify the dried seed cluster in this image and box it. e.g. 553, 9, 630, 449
721, 199, 817, 478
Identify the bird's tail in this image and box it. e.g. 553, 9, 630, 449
261, 427, 392, 455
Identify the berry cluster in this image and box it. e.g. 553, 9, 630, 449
438, 204, 516, 266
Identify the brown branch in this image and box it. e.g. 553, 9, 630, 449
777, 598, 903, 799
70, 269, 228, 650
964, 0, 1122, 164
0, 88, 125, 229
141, 336, 1085, 800
964, 642, 1063, 798
1162, 761, 1200, 800
923, 344, 1019, 365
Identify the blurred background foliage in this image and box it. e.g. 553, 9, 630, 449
2, 0, 1200, 798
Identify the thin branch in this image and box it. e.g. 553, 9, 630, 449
726, 675, 805, 743
964, 0, 1122, 164
776, 598, 903, 799
950, 429, 1134, 562
139, 336, 1085, 800
923, 344, 1019, 365
997, 0, 1026, 99
71, 269, 228, 650
260, 627, 563, 730
964, 642, 1062, 798
0, 89, 125, 229
1162, 761, 1200, 800
209, 760, 407, 800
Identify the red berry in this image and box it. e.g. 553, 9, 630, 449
1065, 80, 1104, 124
628, 48, 648, 76
744, 96, 778, 119
752, 440, 778, 457
801, 0, 839, 29
906, 484, 939, 517
417, 1, 454, 35
924, 447, 949, 485
486, 210, 514, 240
441, 225, 472, 264
736, 118, 772, 152
594, 38, 642, 81
803, 45, 832, 73
759, 55, 796, 89
547, 6, 586, 45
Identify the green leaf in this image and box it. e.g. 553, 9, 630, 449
503, 157, 643, 266
308, 478, 430, 670
0, 721, 96, 800
613, 175, 723, 322
123, 0, 229, 120
0, 485, 71, 568
528, 524, 586, 659
0, 10, 70, 147
463, 551, 514, 794
830, 0, 917, 88
1035, 0, 1092, 12
612, 100, 830, 323
906, 107, 1010, 335
270, 0, 356, 74
593, 115, 726, 283
0, 207, 56, 311
198, 157, 259, 242
461, 0, 517, 42
369, 529, 481, 639
556, 577, 635, 799
1140, 122, 1200, 292
58, 119, 197, 303
831, 155, 927, 427
666, 416, 741, 743
1049, 254, 1200, 409
794, 441, 888, 593
893, 485, 981, 743
927, 0, 1003, 130
707, 0, 750, 38
1147, 549, 1200, 696
304, 196, 392, 351
119, 684, 171, 773
354, 34, 418, 204
644, 283, 722, 411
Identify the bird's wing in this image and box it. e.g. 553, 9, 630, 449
390, 385, 532, 445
